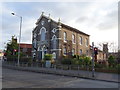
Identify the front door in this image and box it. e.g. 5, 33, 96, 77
41, 46, 47, 60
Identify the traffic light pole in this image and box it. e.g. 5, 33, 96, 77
92, 42, 95, 77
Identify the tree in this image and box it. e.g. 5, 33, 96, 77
5, 36, 18, 61
108, 55, 115, 67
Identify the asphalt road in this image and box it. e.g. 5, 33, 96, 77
2, 67, 119, 88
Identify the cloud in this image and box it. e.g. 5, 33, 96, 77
96, 9, 117, 30
1, 1, 118, 51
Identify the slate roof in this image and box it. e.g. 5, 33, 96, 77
35, 14, 90, 36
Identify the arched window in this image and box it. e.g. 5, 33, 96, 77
52, 35, 57, 49
40, 27, 46, 41
64, 32, 67, 42
72, 34, 75, 43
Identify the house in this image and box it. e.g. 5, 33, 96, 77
19, 43, 32, 57
32, 12, 90, 61
13, 38, 32, 57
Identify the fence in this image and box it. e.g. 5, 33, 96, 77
2, 61, 118, 74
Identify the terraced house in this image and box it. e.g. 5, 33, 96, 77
32, 13, 90, 61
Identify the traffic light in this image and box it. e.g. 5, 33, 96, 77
94, 47, 98, 55
14, 49, 17, 52
14, 49, 17, 55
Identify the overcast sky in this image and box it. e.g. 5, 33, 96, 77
1, 0, 119, 52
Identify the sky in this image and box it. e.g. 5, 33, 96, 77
0, 0, 119, 52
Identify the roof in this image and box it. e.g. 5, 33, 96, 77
61, 23, 89, 36
35, 14, 90, 36
18, 43, 32, 48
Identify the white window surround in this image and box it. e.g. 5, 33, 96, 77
85, 38, 89, 47
51, 35, 57, 40
40, 27, 46, 41
64, 32, 67, 42
38, 45, 47, 51
72, 34, 75, 44
51, 28, 58, 33
51, 49, 61, 51
39, 27, 47, 34
37, 46, 40, 51
52, 35, 57, 49
79, 36, 82, 45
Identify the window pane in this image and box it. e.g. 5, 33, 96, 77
80, 36, 82, 45
52, 36, 57, 49
41, 29, 45, 41
80, 49, 82, 55
64, 32, 67, 42
72, 34, 75, 43
86, 38, 88, 46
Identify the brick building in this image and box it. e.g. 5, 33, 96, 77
19, 43, 32, 57
32, 13, 90, 61
13, 38, 32, 57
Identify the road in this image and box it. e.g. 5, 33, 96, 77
2, 67, 119, 88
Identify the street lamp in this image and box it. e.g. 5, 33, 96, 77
11, 12, 22, 66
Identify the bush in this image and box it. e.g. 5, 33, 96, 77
44, 54, 52, 61
116, 64, 120, 73
108, 55, 115, 67
71, 58, 79, 65
83, 57, 91, 66
94, 62, 106, 68
61, 58, 72, 65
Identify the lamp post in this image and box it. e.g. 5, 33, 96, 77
11, 12, 22, 66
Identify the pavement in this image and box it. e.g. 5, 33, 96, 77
2, 63, 120, 83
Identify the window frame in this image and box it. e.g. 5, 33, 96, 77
64, 32, 67, 42
72, 34, 75, 44
79, 36, 82, 45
